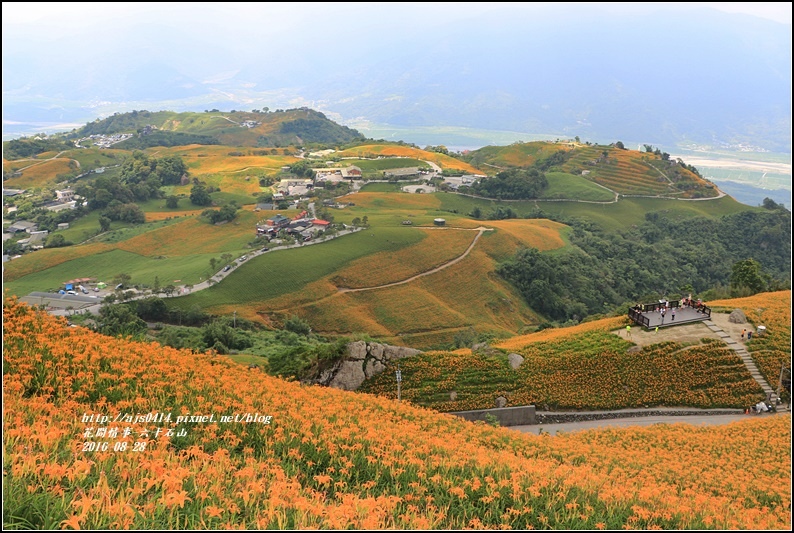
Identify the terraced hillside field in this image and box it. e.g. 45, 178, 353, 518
360, 317, 766, 411
4, 300, 790, 530
561, 145, 719, 198
709, 290, 791, 397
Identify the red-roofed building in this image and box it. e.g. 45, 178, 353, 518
312, 219, 330, 227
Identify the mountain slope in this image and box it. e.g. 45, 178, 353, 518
3, 298, 790, 529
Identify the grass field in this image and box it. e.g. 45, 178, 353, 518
3, 158, 75, 189
169, 227, 426, 311
465, 141, 575, 169
329, 228, 476, 289
3, 249, 221, 296
540, 171, 615, 201
436, 193, 752, 232
335, 144, 482, 173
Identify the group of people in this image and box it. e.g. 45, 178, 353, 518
681, 296, 707, 313
741, 328, 754, 341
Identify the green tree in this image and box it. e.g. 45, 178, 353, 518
284, 316, 311, 336
99, 216, 111, 232
165, 195, 179, 209
730, 259, 768, 294
44, 233, 69, 248
190, 183, 212, 206
113, 273, 132, 288
97, 304, 147, 338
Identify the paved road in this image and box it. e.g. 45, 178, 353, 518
511, 411, 788, 436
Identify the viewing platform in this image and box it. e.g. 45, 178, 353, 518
628, 301, 711, 329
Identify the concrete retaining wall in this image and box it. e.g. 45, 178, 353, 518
449, 405, 536, 427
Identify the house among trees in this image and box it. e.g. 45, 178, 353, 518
340, 165, 362, 179
55, 189, 75, 202
6, 220, 38, 234
266, 214, 290, 228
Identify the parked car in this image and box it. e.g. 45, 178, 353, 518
262, 247, 269, 252
223, 265, 231, 272
239, 256, 248, 262
67, 290, 77, 295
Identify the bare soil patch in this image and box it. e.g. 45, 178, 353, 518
611, 310, 752, 348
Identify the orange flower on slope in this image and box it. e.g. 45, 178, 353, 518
162, 490, 192, 508
60, 514, 82, 530
204, 505, 224, 518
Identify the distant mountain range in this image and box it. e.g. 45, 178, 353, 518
3, 5, 790, 152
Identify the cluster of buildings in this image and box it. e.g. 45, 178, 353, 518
255, 211, 331, 243
76, 133, 133, 148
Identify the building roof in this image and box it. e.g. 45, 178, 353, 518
312, 219, 330, 226
268, 214, 290, 224
384, 167, 420, 177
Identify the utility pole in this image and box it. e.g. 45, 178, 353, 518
233, 310, 237, 328
396, 365, 402, 402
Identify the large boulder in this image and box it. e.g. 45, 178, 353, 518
364, 357, 386, 379
368, 342, 385, 359
729, 309, 748, 324
329, 360, 366, 390
347, 340, 368, 360
449, 391, 457, 401
627, 346, 642, 354
495, 396, 507, 408
508, 353, 524, 369
472, 342, 489, 352
384, 345, 421, 360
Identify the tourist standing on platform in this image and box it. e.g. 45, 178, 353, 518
671, 307, 676, 321
742, 329, 746, 340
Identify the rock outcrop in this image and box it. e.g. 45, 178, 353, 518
312, 341, 421, 391
729, 309, 748, 324
508, 353, 524, 369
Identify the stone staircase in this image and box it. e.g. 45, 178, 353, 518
703, 319, 779, 404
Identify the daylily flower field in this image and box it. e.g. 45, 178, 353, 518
3, 296, 790, 529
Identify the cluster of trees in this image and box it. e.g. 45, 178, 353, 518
120, 152, 188, 187
289, 160, 316, 178
3, 136, 75, 159
76, 110, 155, 136
76, 153, 188, 212
117, 131, 219, 150
189, 183, 214, 206
497, 207, 791, 322
470, 168, 549, 200
277, 114, 364, 145
202, 202, 239, 224
469, 206, 519, 220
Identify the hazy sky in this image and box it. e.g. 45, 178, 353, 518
3, 2, 792, 27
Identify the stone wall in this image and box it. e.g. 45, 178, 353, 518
449, 405, 537, 427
